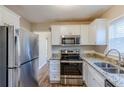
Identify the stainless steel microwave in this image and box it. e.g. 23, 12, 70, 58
61, 35, 80, 45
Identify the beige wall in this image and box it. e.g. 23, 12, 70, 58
31, 21, 91, 31
101, 5, 124, 21
20, 17, 31, 31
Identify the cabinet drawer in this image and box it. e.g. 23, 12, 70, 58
50, 63, 60, 67
50, 67, 60, 73
50, 73, 60, 81
50, 64, 60, 72
50, 61, 60, 65
50, 72, 60, 76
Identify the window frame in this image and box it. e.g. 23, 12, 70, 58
106, 16, 124, 58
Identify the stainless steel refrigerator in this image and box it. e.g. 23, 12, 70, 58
0, 26, 39, 87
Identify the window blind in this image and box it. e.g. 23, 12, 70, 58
109, 17, 124, 55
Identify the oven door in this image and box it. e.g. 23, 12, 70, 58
60, 63, 82, 85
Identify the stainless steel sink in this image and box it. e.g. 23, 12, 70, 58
94, 62, 124, 74
94, 62, 116, 68
102, 68, 124, 74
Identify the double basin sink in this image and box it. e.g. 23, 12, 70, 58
94, 62, 124, 74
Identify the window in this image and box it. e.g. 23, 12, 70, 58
108, 17, 124, 56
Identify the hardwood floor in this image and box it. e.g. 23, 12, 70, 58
38, 63, 86, 87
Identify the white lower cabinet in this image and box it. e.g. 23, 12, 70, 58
83, 62, 105, 87
83, 62, 88, 84
49, 60, 60, 83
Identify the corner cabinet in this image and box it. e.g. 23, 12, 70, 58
89, 19, 108, 45
49, 59, 60, 83
83, 61, 105, 87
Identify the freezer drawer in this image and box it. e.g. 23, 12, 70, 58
0, 65, 7, 87
20, 61, 38, 87
8, 68, 20, 87
31, 58, 39, 81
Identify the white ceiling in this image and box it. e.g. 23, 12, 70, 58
6, 5, 112, 23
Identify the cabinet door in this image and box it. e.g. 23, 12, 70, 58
88, 71, 101, 87
87, 67, 100, 87
83, 62, 89, 86
89, 23, 96, 45
80, 25, 89, 45
95, 20, 107, 45
60, 25, 80, 35
89, 19, 107, 45
87, 64, 105, 87
50, 73, 60, 81
51, 26, 61, 45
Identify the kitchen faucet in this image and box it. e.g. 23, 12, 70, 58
105, 49, 122, 66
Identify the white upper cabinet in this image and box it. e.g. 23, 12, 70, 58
0, 6, 20, 29
51, 25, 61, 45
80, 24, 89, 45
89, 19, 108, 45
51, 25, 81, 45
60, 25, 81, 35
51, 19, 108, 45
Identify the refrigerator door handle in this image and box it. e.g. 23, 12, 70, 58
8, 66, 19, 69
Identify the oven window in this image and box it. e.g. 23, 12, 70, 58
61, 63, 82, 75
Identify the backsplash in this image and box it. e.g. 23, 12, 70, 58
52, 45, 107, 55
52, 45, 96, 54
94, 45, 107, 53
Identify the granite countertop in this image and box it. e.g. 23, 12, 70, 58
49, 54, 61, 60
82, 55, 124, 87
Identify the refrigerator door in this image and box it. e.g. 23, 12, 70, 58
19, 29, 39, 63
0, 26, 8, 87
19, 29, 32, 64
30, 33, 39, 59
8, 27, 20, 87
8, 26, 20, 67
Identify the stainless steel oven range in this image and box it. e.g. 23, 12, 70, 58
60, 50, 83, 86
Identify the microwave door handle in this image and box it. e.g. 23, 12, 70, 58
74, 38, 75, 44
